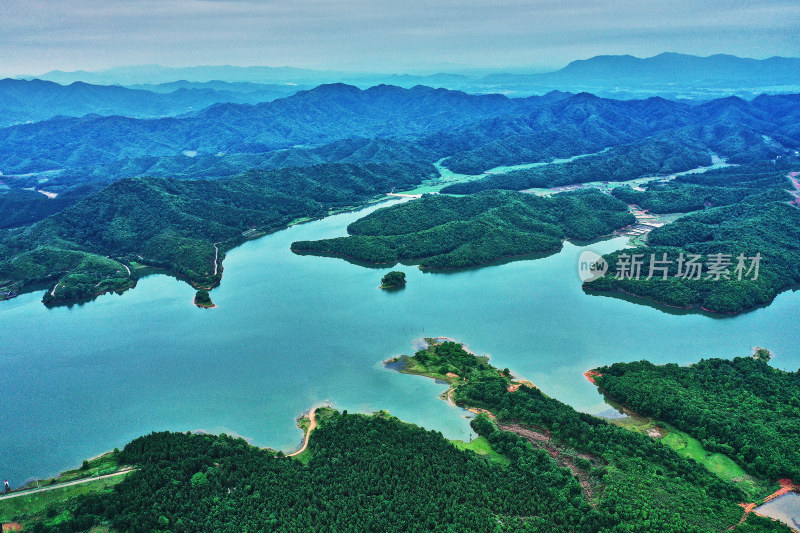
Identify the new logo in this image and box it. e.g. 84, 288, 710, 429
578, 250, 608, 282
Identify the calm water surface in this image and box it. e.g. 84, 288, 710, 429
2, 199, 800, 487
756, 494, 800, 531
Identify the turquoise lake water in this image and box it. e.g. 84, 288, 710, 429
2, 198, 800, 487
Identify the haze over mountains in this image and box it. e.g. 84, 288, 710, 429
18, 53, 800, 101
0, 78, 307, 127
3, 52, 799, 128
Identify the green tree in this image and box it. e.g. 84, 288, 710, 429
380, 271, 406, 288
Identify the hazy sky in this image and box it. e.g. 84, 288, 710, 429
1, 0, 799, 75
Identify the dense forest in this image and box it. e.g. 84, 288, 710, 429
440, 136, 712, 194
403, 341, 790, 533
292, 189, 634, 269
3, 86, 800, 309
33, 413, 593, 532
35, 138, 439, 190
0, 84, 529, 174
0, 187, 100, 229
586, 159, 800, 313
0, 162, 432, 304
14, 340, 791, 532
430, 93, 800, 175
610, 160, 792, 213
1, 88, 798, 184
592, 357, 800, 481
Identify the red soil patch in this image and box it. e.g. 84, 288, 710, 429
730, 504, 757, 530
2, 524, 23, 532
730, 478, 800, 530
584, 370, 602, 384
763, 479, 800, 503
466, 407, 495, 418
507, 380, 537, 392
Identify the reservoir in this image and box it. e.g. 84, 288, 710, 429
2, 199, 800, 487
756, 493, 800, 531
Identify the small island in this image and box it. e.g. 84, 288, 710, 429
380, 271, 406, 289
194, 289, 215, 308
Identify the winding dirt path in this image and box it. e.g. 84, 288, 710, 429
212, 243, 220, 276
498, 422, 599, 503
287, 408, 317, 457
0, 468, 134, 502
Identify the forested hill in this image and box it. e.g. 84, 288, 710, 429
37, 415, 592, 532
2, 87, 799, 180
0, 84, 536, 174
592, 356, 800, 481
436, 93, 800, 177
16, 341, 792, 532
585, 159, 800, 313
3, 84, 800, 309
17, 137, 440, 193
0, 162, 432, 305
292, 189, 635, 268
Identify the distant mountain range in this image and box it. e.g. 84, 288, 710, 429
0, 78, 305, 126
480, 53, 800, 98
4, 53, 799, 127
20, 53, 800, 99
547, 53, 800, 83
20, 64, 345, 86
1, 83, 797, 189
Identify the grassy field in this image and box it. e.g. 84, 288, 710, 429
292, 448, 313, 465
21, 451, 121, 489
613, 415, 775, 501
296, 414, 312, 433
387, 355, 447, 380
450, 436, 510, 465
389, 352, 490, 384
0, 474, 128, 526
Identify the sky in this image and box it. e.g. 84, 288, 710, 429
1, 0, 799, 76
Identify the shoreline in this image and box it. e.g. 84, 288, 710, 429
383, 337, 529, 417
583, 366, 800, 529
1, 196, 398, 309
292, 232, 627, 275
582, 285, 760, 316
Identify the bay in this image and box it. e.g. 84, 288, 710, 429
1, 198, 799, 488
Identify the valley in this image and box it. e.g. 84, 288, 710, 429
2, 47, 800, 532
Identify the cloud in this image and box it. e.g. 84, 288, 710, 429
0, 0, 798, 75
